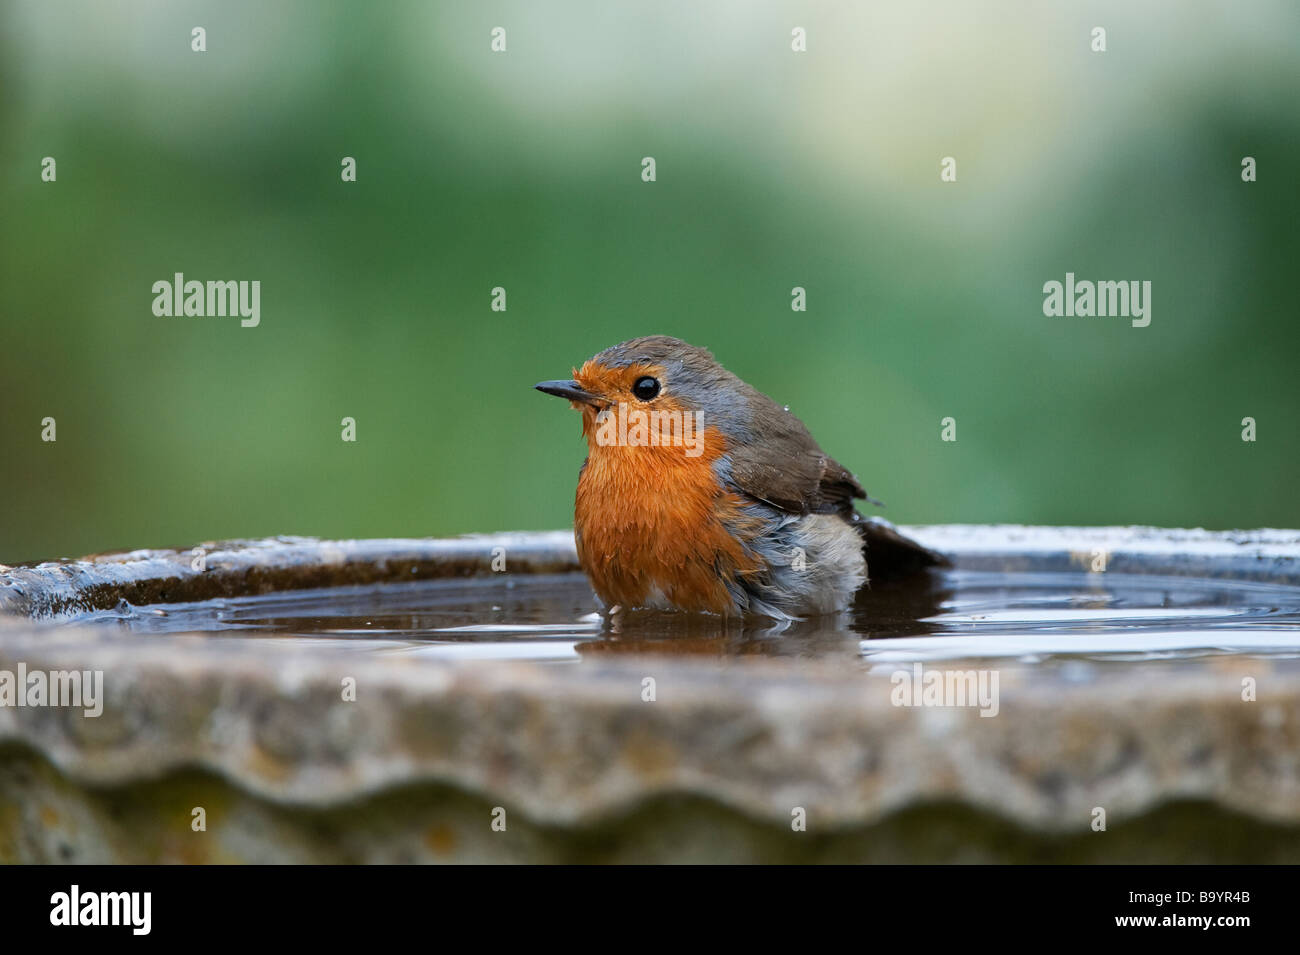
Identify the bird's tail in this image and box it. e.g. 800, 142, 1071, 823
849, 513, 949, 579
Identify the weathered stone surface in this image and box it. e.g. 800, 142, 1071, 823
0, 532, 580, 619
917, 524, 1300, 584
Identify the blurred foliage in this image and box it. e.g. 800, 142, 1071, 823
2, 1, 1298, 562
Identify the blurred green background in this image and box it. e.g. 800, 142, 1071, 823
2, 1, 1298, 563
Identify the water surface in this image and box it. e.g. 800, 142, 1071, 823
85, 569, 1300, 667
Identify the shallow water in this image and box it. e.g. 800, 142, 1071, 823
83, 569, 1300, 666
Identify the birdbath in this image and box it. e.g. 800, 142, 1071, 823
1, 525, 1298, 863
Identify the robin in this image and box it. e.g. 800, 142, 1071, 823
536, 336, 944, 619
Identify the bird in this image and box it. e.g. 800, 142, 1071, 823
535, 336, 944, 619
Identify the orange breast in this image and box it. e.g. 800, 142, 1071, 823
574, 426, 763, 614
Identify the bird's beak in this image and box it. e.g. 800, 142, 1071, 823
534, 379, 604, 408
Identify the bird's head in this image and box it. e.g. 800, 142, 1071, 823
535, 336, 755, 460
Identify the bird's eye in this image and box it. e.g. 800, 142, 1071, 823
632, 376, 660, 401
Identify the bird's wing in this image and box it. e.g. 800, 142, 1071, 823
724, 400, 869, 517
724, 399, 948, 576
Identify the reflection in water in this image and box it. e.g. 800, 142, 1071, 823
82, 569, 1300, 666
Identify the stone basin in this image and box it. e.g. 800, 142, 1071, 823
1, 525, 1299, 863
